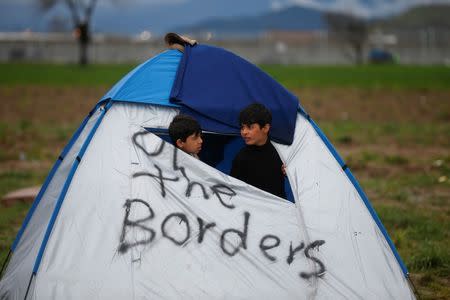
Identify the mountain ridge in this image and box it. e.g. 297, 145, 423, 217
175, 3, 450, 37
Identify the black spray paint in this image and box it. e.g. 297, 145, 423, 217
259, 235, 281, 262
161, 213, 191, 246
121, 130, 327, 281
118, 199, 155, 254
132, 131, 236, 209
220, 212, 250, 257
300, 240, 326, 279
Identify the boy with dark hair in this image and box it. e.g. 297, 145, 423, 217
230, 103, 286, 199
168, 114, 203, 158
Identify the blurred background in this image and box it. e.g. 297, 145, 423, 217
0, 0, 450, 65
0, 1, 449, 299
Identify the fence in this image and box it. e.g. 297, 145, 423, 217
0, 31, 449, 65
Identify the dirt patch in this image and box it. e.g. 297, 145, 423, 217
296, 87, 450, 123
1, 86, 449, 124
0, 85, 104, 124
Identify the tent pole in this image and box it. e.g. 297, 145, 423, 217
23, 273, 34, 300
31, 101, 113, 276
0, 249, 11, 279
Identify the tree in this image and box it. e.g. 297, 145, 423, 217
325, 12, 369, 65
40, 0, 99, 65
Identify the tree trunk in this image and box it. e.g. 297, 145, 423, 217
79, 40, 88, 65
76, 22, 90, 66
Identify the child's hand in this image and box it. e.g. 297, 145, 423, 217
281, 164, 286, 176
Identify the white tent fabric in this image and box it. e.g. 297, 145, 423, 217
0, 103, 414, 299
275, 114, 413, 299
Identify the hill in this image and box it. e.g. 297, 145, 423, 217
176, 3, 450, 38
375, 4, 450, 29
175, 6, 325, 37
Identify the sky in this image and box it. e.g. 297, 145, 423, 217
283, 0, 450, 18
0, 0, 448, 35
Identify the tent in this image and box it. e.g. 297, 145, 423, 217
0, 39, 415, 299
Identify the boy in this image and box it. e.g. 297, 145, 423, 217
168, 114, 203, 158
230, 103, 286, 199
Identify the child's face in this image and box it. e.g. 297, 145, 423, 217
177, 132, 203, 155
240, 123, 269, 146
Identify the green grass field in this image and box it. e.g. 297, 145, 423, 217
0, 63, 449, 298
1, 63, 449, 90
263, 64, 450, 90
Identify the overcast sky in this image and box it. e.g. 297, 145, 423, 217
283, 0, 450, 17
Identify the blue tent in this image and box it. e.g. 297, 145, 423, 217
0, 42, 415, 300
102, 45, 298, 145
99, 44, 409, 276
100, 46, 298, 200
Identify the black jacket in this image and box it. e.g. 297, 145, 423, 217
231, 141, 286, 199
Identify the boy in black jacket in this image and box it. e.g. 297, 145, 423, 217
230, 103, 286, 199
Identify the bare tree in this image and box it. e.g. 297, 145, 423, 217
39, 0, 99, 65
325, 12, 369, 65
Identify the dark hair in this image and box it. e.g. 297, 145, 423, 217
239, 103, 272, 128
164, 32, 184, 46
168, 114, 201, 144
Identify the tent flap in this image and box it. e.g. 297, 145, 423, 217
170, 44, 299, 145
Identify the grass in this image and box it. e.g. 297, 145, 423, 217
320, 120, 450, 147
1, 63, 449, 90
0, 120, 79, 163
378, 205, 449, 272
262, 64, 450, 90
0, 63, 449, 298
0, 202, 30, 263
